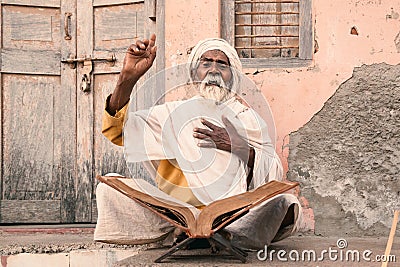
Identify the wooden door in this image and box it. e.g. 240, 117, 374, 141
78, 0, 163, 222
0, 0, 77, 223
0, 0, 163, 223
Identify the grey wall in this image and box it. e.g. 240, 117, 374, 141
288, 63, 400, 236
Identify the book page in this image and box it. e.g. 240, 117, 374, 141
97, 176, 203, 231
115, 178, 201, 218
194, 180, 299, 236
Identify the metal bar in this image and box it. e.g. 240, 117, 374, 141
61, 55, 116, 64
211, 233, 247, 263
235, 11, 299, 15
213, 233, 248, 257
235, 34, 298, 38
236, 23, 299, 26
235, 1, 299, 4
154, 237, 196, 263
64, 12, 72, 40
236, 45, 299, 49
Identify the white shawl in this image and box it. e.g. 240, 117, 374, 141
123, 96, 282, 205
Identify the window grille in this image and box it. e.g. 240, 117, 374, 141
222, 0, 312, 67
235, 0, 300, 59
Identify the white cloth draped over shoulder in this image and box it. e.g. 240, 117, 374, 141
123, 95, 283, 205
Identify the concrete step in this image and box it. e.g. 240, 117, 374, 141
0, 226, 398, 267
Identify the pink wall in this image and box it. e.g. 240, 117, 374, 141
164, 0, 400, 231
165, 0, 221, 68
260, 0, 400, 175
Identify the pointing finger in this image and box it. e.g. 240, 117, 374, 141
148, 34, 157, 60
148, 33, 156, 50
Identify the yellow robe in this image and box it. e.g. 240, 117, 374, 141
101, 99, 203, 207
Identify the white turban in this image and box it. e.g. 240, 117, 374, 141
187, 38, 242, 93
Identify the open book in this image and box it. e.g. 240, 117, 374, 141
96, 175, 299, 239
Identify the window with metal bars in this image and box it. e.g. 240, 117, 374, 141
222, 0, 313, 68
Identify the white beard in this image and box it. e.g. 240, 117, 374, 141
197, 73, 233, 104
199, 84, 233, 104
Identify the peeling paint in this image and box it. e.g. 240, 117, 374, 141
395, 31, 400, 52
350, 26, 359, 35
386, 7, 400, 20
288, 63, 400, 236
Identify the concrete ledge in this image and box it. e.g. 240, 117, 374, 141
2, 254, 69, 267
1, 234, 398, 266
1, 250, 140, 267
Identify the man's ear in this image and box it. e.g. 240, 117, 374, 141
190, 67, 198, 81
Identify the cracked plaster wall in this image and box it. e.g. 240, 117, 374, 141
288, 63, 400, 236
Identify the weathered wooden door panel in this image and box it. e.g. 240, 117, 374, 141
92, 2, 145, 178
0, 0, 76, 223
2, 75, 62, 223
77, 0, 159, 222
0, 0, 161, 224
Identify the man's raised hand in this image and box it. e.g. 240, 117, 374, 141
121, 34, 157, 82
108, 34, 157, 114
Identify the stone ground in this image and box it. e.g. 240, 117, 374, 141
0, 225, 399, 267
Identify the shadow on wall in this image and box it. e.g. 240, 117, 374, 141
288, 63, 400, 237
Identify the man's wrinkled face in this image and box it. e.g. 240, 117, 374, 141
195, 50, 232, 87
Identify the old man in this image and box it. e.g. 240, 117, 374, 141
94, 34, 302, 250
